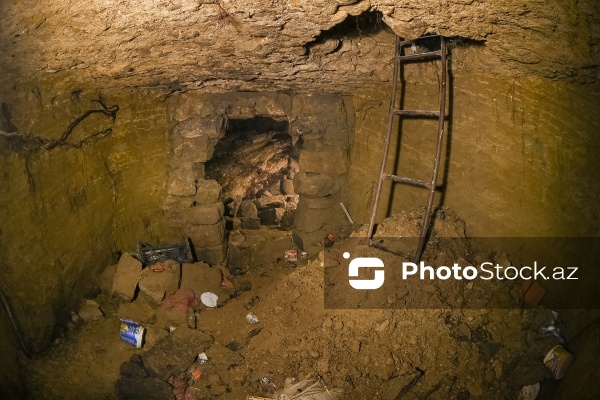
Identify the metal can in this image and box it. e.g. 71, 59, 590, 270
543, 345, 573, 380
120, 319, 145, 349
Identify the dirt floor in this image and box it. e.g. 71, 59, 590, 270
21, 209, 600, 399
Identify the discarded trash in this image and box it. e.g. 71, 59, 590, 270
285, 249, 297, 267
190, 369, 202, 381
301, 251, 308, 260
522, 280, 546, 306
542, 322, 565, 344
246, 312, 259, 324
195, 352, 208, 364
339, 202, 354, 224
119, 319, 145, 348
187, 307, 196, 329
138, 241, 193, 266
325, 234, 335, 247
172, 376, 187, 400
518, 382, 540, 400
200, 292, 219, 308
169, 326, 177, 333
186, 364, 204, 383
259, 377, 276, 390
544, 345, 573, 379
272, 378, 343, 399
163, 288, 199, 315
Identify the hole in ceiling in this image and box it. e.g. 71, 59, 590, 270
305, 10, 389, 55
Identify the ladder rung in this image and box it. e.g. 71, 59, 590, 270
393, 110, 440, 118
398, 50, 441, 61
398, 36, 443, 47
383, 174, 432, 189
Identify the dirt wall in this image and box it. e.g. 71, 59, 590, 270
347, 44, 600, 237
0, 78, 172, 353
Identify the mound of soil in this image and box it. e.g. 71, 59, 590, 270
23, 208, 577, 399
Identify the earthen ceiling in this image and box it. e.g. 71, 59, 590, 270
0, 0, 598, 94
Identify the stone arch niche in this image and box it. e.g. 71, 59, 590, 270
165, 92, 353, 265
205, 116, 299, 231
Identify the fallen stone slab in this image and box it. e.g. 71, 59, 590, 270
117, 296, 157, 324
141, 328, 214, 381
180, 262, 223, 295
98, 264, 116, 296
113, 253, 142, 302
138, 260, 181, 306
77, 299, 104, 322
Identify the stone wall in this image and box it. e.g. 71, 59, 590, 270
165, 92, 354, 258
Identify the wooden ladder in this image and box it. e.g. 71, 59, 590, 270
366, 34, 448, 262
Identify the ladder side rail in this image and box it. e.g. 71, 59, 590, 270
366, 35, 402, 242
414, 37, 448, 262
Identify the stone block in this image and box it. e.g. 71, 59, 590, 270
195, 179, 222, 205
172, 135, 216, 163
77, 299, 104, 322
173, 115, 225, 139
299, 148, 348, 176
240, 217, 261, 230
167, 165, 198, 197
141, 327, 214, 381
118, 296, 157, 324
188, 219, 225, 247
138, 260, 181, 305
194, 242, 227, 265
238, 200, 258, 218
113, 253, 142, 302
300, 194, 337, 209
280, 209, 295, 230
293, 172, 338, 197
253, 93, 290, 117
281, 178, 295, 195
188, 202, 224, 225
98, 264, 116, 296
154, 305, 187, 330
294, 204, 325, 233
180, 262, 223, 294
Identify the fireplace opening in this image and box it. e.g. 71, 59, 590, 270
204, 116, 300, 231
